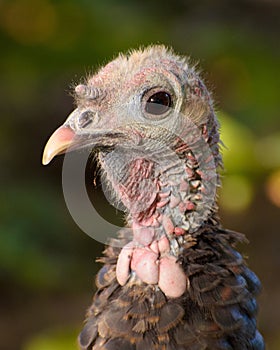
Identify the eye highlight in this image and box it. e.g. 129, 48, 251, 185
145, 91, 172, 116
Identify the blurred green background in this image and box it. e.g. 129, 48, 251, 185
0, 0, 279, 349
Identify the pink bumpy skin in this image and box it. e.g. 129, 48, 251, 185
130, 247, 159, 284
116, 242, 134, 286
158, 255, 187, 298
116, 237, 188, 298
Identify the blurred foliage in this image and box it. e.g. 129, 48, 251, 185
0, 183, 99, 291
23, 327, 78, 350
0, 0, 279, 349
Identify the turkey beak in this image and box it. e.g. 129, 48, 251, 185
42, 125, 76, 165
42, 107, 126, 165
43, 106, 99, 165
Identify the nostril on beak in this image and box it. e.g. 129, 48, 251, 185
78, 110, 94, 128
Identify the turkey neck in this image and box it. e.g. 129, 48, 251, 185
98, 134, 220, 297
98, 131, 219, 252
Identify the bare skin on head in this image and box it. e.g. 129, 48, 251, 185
43, 46, 218, 298
42, 46, 264, 350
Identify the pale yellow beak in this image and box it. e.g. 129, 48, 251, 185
42, 125, 76, 165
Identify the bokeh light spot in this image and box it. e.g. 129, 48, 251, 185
266, 169, 280, 207
255, 133, 280, 169
220, 174, 253, 213
219, 112, 258, 173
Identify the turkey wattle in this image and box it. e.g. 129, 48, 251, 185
42, 46, 265, 350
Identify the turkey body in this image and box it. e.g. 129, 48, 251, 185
79, 225, 263, 350
42, 46, 265, 350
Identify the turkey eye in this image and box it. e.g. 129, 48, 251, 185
145, 91, 172, 115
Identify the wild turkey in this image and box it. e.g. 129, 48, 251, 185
42, 46, 265, 350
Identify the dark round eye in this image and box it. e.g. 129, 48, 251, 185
145, 91, 172, 115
